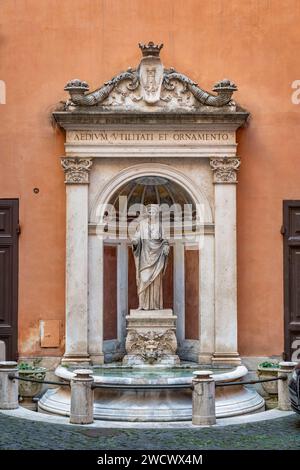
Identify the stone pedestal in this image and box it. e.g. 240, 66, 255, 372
123, 309, 180, 366
70, 369, 94, 424
278, 361, 298, 411
0, 362, 19, 410
192, 370, 216, 426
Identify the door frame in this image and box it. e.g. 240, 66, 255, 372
0, 198, 19, 360
283, 200, 300, 360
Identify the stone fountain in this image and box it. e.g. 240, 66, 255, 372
39, 205, 264, 421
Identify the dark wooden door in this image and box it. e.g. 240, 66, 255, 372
0, 199, 19, 360
283, 201, 300, 360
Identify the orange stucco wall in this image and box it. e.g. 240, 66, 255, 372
1, 0, 299, 357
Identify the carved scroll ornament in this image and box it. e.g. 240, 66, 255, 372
63, 42, 238, 111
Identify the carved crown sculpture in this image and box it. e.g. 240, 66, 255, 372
139, 41, 163, 57
63, 42, 238, 111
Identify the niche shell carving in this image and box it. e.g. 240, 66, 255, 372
63, 42, 238, 112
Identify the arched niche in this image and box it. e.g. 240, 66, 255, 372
88, 167, 214, 363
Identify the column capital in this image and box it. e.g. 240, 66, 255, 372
61, 157, 93, 184
210, 157, 241, 183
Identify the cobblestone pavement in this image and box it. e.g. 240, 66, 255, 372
0, 413, 300, 450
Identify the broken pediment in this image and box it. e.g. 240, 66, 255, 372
62, 42, 240, 113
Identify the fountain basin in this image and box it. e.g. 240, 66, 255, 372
38, 363, 264, 421
38, 364, 264, 422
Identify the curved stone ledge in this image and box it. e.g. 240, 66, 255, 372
55, 364, 249, 384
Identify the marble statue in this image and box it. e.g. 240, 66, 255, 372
131, 205, 169, 310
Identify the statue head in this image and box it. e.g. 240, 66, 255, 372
146, 204, 159, 217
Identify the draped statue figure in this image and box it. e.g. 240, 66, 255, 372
131, 205, 169, 310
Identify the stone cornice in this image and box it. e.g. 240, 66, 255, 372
61, 157, 93, 184
210, 157, 241, 183
53, 109, 249, 132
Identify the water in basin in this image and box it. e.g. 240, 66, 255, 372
69, 362, 231, 385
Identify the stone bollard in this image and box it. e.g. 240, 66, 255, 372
70, 369, 94, 424
0, 361, 19, 409
192, 370, 216, 426
278, 361, 298, 411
